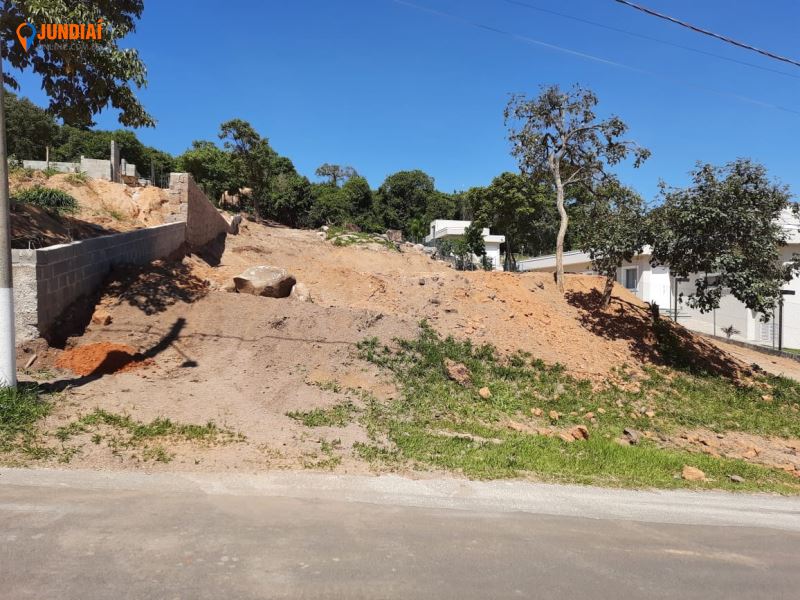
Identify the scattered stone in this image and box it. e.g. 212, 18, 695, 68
444, 359, 471, 387
385, 229, 403, 243
531, 407, 543, 417
548, 410, 560, 421
227, 213, 243, 235
645, 410, 656, 418
761, 394, 774, 403
478, 387, 492, 399
681, 465, 706, 481
597, 407, 606, 414
233, 266, 296, 298
558, 432, 575, 443
91, 309, 113, 326
320, 225, 329, 232
568, 425, 590, 441
583, 412, 595, 420
622, 427, 641, 445
289, 282, 312, 303
429, 297, 441, 305
729, 474, 745, 484
419, 278, 426, 286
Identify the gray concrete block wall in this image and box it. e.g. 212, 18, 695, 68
167, 173, 230, 246
21, 161, 79, 173
79, 158, 112, 180
12, 222, 186, 341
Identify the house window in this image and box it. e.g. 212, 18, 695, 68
622, 267, 638, 291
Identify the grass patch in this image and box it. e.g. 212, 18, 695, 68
54, 409, 244, 463
287, 401, 357, 427
65, 171, 88, 185
0, 384, 51, 455
12, 186, 78, 214
326, 227, 397, 251
354, 323, 800, 492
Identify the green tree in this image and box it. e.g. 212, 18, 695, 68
573, 181, 647, 307
650, 159, 800, 316
0, 0, 152, 387
505, 84, 649, 293
315, 163, 358, 187
376, 170, 456, 238
176, 140, 240, 203
466, 172, 559, 271
4, 90, 57, 160
1, 1, 153, 127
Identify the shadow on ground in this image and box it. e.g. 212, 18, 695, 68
566, 289, 749, 379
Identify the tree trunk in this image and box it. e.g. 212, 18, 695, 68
554, 180, 568, 294
602, 273, 614, 308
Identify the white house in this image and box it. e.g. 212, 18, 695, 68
517, 209, 800, 350
425, 220, 505, 271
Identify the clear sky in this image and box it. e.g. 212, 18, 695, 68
12, 0, 800, 201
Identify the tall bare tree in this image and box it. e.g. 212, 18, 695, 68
505, 84, 649, 293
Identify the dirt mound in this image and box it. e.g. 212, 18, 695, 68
9, 171, 176, 247
56, 342, 150, 376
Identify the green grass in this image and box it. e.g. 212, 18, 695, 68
12, 186, 78, 214
0, 385, 51, 455
51, 409, 244, 464
351, 323, 800, 492
287, 401, 358, 427
65, 171, 88, 185
326, 227, 397, 251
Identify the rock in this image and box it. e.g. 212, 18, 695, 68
232, 266, 296, 298
597, 407, 606, 414
91, 309, 112, 326
548, 410, 560, 421
320, 225, 329, 232
444, 359, 471, 387
645, 410, 656, 418
729, 474, 745, 483
419, 278, 426, 286
558, 432, 575, 443
478, 386, 492, 399
622, 427, 641, 445
227, 213, 243, 235
531, 407, 543, 417
761, 394, 774, 403
413, 244, 425, 251
385, 229, 403, 243
583, 412, 595, 420
681, 465, 706, 481
290, 282, 312, 303
316, 231, 326, 239
615, 437, 632, 447
568, 425, 590, 441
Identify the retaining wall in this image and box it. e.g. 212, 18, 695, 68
13, 223, 186, 342
21, 160, 79, 173
11, 173, 231, 342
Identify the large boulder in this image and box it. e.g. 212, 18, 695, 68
233, 266, 296, 298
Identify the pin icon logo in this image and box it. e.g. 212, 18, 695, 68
16, 22, 37, 52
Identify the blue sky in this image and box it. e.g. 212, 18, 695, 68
12, 0, 800, 201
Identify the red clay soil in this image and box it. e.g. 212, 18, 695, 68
55, 342, 151, 376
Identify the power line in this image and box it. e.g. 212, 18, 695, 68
389, 0, 800, 117
501, 0, 800, 80
614, 0, 800, 69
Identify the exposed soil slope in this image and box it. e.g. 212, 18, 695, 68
13, 217, 793, 478
10, 171, 173, 248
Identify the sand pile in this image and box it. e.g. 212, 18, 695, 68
56, 342, 150, 376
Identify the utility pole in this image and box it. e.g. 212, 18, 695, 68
0, 55, 18, 387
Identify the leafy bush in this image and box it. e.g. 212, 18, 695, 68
12, 186, 78, 214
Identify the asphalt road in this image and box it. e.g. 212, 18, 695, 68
1, 469, 799, 599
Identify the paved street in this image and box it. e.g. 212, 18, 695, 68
1, 468, 799, 599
